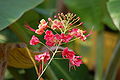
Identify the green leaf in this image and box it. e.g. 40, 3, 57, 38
0, 0, 44, 31
102, 10, 117, 30
33, 0, 57, 18
0, 28, 19, 43
24, 68, 37, 80
0, 10, 40, 43
107, 0, 120, 31
45, 59, 93, 80
64, 0, 118, 30
64, 0, 106, 30
9, 10, 40, 43
44, 67, 58, 80
7, 67, 24, 80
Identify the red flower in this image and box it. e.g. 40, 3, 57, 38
69, 28, 86, 37
35, 28, 44, 35
70, 56, 82, 67
69, 28, 81, 37
62, 47, 82, 67
35, 19, 48, 35
30, 35, 40, 45
45, 40, 55, 46
44, 30, 62, 46
69, 28, 88, 41
48, 18, 52, 21
79, 35, 86, 41
44, 30, 54, 40
35, 52, 50, 63
62, 47, 75, 59
61, 33, 73, 43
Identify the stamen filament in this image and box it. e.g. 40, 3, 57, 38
71, 17, 80, 25
61, 13, 66, 20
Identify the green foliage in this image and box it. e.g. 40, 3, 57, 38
107, 0, 120, 31
0, 0, 44, 31
45, 59, 93, 80
5, 67, 37, 80
64, 0, 117, 30
1, 10, 39, 43
33, 0, 57, 19
0, 28, 19, 43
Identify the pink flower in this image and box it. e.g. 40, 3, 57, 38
30, 35, 40, 45
69, 28, 88, 41
44, 30, 62, 46
61, 33, 73, 43
40, 19, 47, 24
69, 28, 86, 37
79, 35, 87, 41
69, 28, 81, 37
45, 40, 55, 46
54, 34, 61, 40
62, 47, 82, 67
35, 52, 50, 63
35, 19, 49, 35
70, 56, 82, 67
51, 20, 64, 30
44, 30, 54, 40
62, 47, 75, 59
48, 18, 52, 21
35, 28, 44, 35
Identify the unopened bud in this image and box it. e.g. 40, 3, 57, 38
69, 23, 73, 26
54, 15, 57, 18
58, 13, 60, 15
77, 17, 80, 19
48, 18, 52, 21
79, 22, 84, 25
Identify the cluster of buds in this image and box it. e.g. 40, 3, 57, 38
26, 13, 92, 72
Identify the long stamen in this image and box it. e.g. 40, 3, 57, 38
61, 13, 66, 20
85, 26, 94, 37
69, 14, 76, 21
24, 24, 36, 32
69, 17, 80, 25
74, 22, 84, 27
71, 17, 80, 25
58, 13, 63, 21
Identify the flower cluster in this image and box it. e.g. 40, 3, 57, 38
26, 13, 91, 68
44, 30, 73, 46
62, 47, 82, 66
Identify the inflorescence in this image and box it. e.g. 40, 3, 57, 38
25, 13, 92, 79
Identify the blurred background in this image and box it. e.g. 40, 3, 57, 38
0, 0, 120, 80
